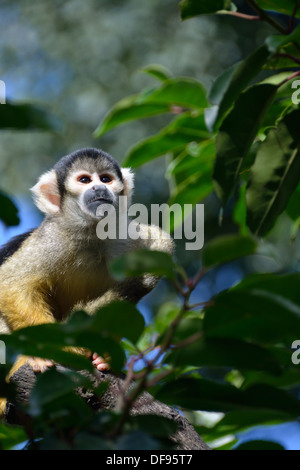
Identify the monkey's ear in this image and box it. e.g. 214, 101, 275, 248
31, 170, 61, 215
121, 168, 134, 204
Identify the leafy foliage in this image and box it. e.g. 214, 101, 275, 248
1, 0, 300, 451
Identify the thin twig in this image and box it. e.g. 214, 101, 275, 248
245, 0, 287, 34
114, 265, 208, 434
187, 300, 214, 310
278, 69, 300, 87
289, 2, 300, 32
224, 11, 260, 21
276, 53, 300, 66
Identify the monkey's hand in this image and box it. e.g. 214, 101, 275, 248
8, 355, 54, 378
91, 352, 110, 371
26, 357, 54, 373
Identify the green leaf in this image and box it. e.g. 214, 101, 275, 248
266, 24, 300, 53
233, 183, 248, 236
256, 0, 300, 17
131, 415, 178, 438
29, 368, 81, 415
142, 78, 209, 109
202, 234, 257, 268
179, 0, 233, 19
94, 98, 170, 137
246, 109, 300, 236
207, 45, 271, 130
169, 171, 213, 206
0, 192, 20, 226
213, 84, 277, 205
287, 185, 300, 219
95, 78, 208, 137
124, 112, 210, 167
28, 369, 93, 424
89, 301, 145, 344
109, 249, 176, 280
234, 440, 285, 450
140, 64, 173, 81
0, 102, 61, 131
214, 409, 292, 436
204, 276, 300, 344
1, 323, 94, 371
231, 272, 300, 304
156, 377, 300, 414
167, 337, 282, 374
166, 140, 215, 177
1, 304, 135, 372
0, 423, 27, 450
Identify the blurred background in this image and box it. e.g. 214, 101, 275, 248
0, 0, 299, 449
0, 0, 272, 239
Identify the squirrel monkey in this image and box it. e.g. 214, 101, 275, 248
0, 148, 173, 416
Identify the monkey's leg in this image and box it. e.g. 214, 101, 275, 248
0, 398, 6, 419
0, 281, 57, 375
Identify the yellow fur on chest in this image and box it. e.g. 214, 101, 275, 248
52, 265, 113, 319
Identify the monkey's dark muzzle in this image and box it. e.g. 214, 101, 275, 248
84, 186, 113, 216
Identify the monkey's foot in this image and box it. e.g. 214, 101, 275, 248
92, 352, 110, 371
26, 357, 54, 373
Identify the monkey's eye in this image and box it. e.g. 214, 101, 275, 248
100, 174, 112, 184
77, 175, 92, 184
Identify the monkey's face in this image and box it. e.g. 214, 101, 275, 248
65, 166, 124, 219
31, 149, 134, 227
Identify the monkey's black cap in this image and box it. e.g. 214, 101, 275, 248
54, 147, 123, 196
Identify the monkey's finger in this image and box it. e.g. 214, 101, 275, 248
92, 354, 110, 371
27, 357, 54, 373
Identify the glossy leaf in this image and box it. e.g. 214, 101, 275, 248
204, 276, 300, 344
131, 415, 178, 438
89, 301, 145, 344
94, 97, 170, 137
0, 424, 28, 450
143, 78, 208, 108
140, 64, 173, 81
266, 24, 300, 53
246, 109, 300, 236
179, 0, 233, 19
109, 249, 176, 280
169, 171, 213, 207
256, 0, 300, 17
202, 234, 257, 268
28, 369, 93, 423
124, 112, 210, 167
156, 377, 300, 414
0, 102, 61, 131
213, 84, 277, 205
213, 409, 292, 436
0, 192, 20, 226
286, 184, 300, 221
166, 140, 215, 177
95, 78, 208, 137
167, 337, 282, 374
207, 45, 271, 130
233, 183, 248, 235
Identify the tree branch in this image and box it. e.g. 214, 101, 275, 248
245, 0, 287, 34
5, 363, 211, 451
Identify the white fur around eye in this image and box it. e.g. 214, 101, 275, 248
31, 169, 61, 215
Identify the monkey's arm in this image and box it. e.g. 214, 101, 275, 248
75, 275, 158, 314
0, 278, 55, 332
0, 278, 57, 376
